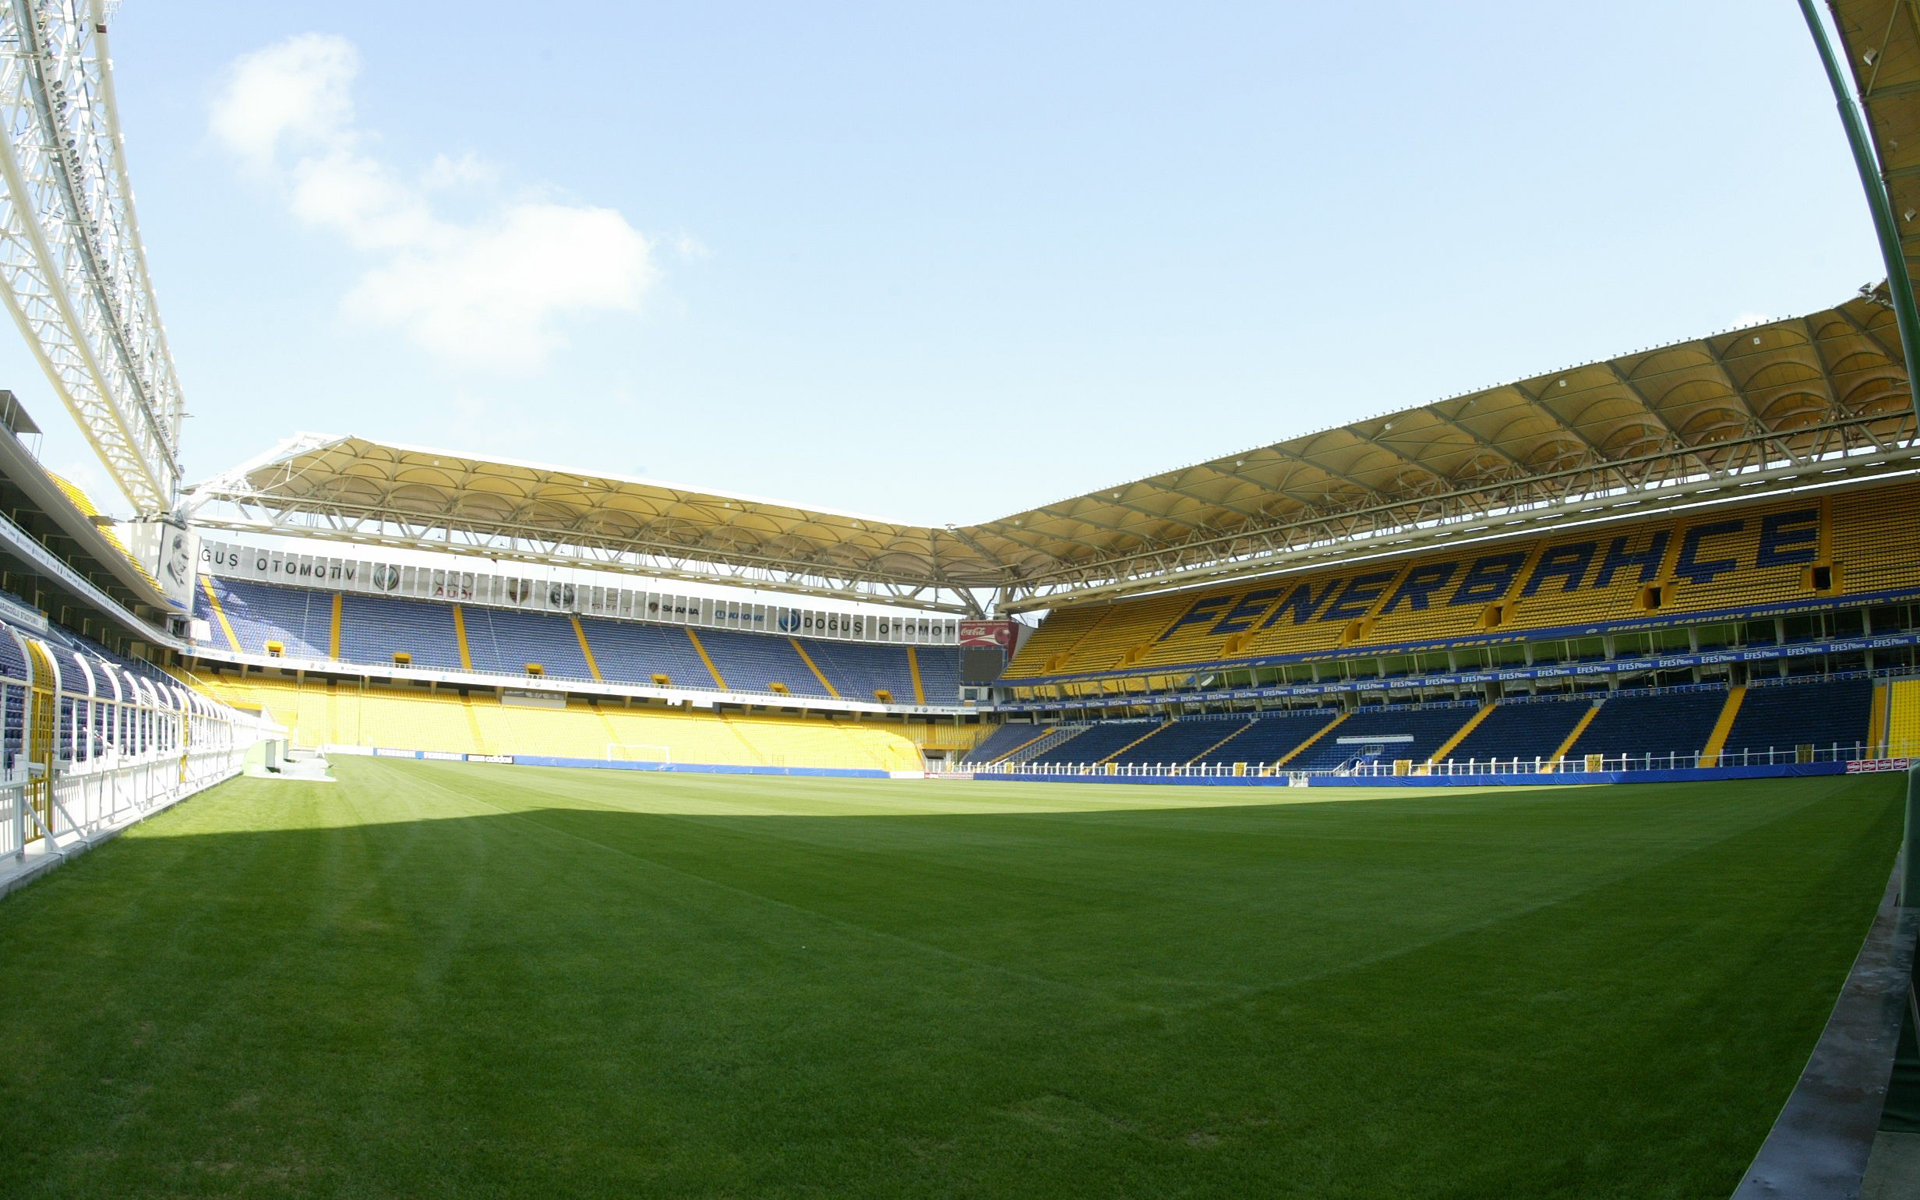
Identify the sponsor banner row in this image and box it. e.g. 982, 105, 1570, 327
201, 540, 959, 647
997, 632, 1920, 712
1845, 758, 1913, 773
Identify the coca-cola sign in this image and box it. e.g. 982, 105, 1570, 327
958, 620, 1016, 650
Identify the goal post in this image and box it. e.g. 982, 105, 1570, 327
606, 743, 672, 764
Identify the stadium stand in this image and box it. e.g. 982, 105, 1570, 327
1564, 688, 1728, 762
338, 593, 463, 670
191, 578, 965, 705
1025, 721, 1157, 765
999, 480, 1919, 689
1719, 677, 1873, 760
1104, 717, 1250, 766
1190, 710, 1343, 767
1436, 699, 1591, 766
1281, 705, 1477, 772
964, 722, 1054, 764
188, 672, 942, 772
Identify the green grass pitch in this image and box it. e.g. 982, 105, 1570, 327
0, 759, 1902, 1198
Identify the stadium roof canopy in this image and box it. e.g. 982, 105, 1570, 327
187, 294, 1918, 616
1832, 1, 1920, 301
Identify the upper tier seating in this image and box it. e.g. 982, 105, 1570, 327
203, 579, 330, 658
1720, 677, 1872, 758
1440, 700, 1591, 765
800, 638, 917, 701
1003, 479, 1915, 684
1283, 705, 1477, 772
1566, 689, 1727, 761
696, 628, 832, 697
338, 594, 463, 670
464, 607, 591, 678
192, 578, 963, 705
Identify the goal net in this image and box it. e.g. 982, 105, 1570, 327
606, 743, 672, 764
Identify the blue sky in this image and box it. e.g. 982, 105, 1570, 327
6, 0, 1885, 525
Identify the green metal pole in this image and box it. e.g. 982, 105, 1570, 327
1800, 0, 1920, 426
1907, 764, 1920, 907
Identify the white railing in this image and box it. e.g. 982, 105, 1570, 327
0, 654, 282, 879
973, 741, 1878, 781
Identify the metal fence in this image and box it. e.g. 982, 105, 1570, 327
0, 627, 282, 868
974, 741, 1880, 781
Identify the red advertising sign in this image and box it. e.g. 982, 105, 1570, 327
958, 620, 1018, 651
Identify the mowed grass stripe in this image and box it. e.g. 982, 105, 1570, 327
0, 758, 1900, 1199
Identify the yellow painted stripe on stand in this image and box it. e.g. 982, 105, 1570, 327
1274, 711, 1347, 768
200, 576, 240, 652
451, 605, 473, 671
461, 692, 486, 751
686, 628, 728, 690
906, 647, 925, 704
788, 638, 839, 698
1698, 684, 1747, 768
329, 593, 343, 659
572, 617, 604, 681
1548, 702, 1604, 769
1868, 681, 1889, 757
1425, 702, 1496, 766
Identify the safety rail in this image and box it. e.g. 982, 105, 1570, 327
974, 741, 1879, 780
0, 627, 282, 886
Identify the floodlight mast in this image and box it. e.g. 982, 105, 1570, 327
1801, 0, 1920, 429
0, 0, 184, 515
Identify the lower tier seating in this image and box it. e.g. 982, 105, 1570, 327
1028, 721, 1162, 765
1284, 705, 1478, 772
1720, 677, 1873, 759
1441, 700, 1592, 765
1105, 718, 1251, 766
189, 672, 951, 771
1566, 689, 1728, 761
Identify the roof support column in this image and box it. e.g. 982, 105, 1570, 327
1802, 0, 1920, 427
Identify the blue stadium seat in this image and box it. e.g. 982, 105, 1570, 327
697, 628, 831, 697
465, 607, 590, 678
577, 619, 715, 689
1285, 705, 1478, 772
1442, 700, 1590, 765
1720, 677, 1872, 760
1027, 721, 1161, 765
1105, 717, 1253, 766
1566, 688, 1727, 761
338, 594, 462, 670
209, 579, 330, 657
797, 638, 917, 701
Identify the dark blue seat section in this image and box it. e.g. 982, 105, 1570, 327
208, 579, 330, 657
800, 638, 917, 701
338, 594, 462, 669
1567, 688, 1728, 760
578, 619, 715, 688
465, 607, 590, 678
1722, 677, 1872, 758
1286, 705, 1479, 771
1443, 699, 1591, 764
1189, 710, 1341, 766
967, 723, 1054, 763
697, 628, 831, 697
913, 647, 962, 703
1107, 717, 1254, 766
1028, 721, 1162, 765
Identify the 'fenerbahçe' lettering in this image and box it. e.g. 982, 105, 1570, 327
1157, 508, 1821, 641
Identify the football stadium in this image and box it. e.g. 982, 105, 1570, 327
1, 3, 1919, 1197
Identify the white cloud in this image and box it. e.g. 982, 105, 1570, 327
211, 34, 657, 372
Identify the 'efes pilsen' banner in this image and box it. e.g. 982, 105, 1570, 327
199, 540, 960, 647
